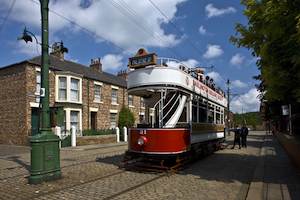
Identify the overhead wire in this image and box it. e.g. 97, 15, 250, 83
147, 0, 203, 58
0, 0, 16, 33
28, 0, 186, 59
28, 0, 127, 52
108, 0, 185, 60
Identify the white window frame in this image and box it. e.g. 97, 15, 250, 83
140, 97, 145, 109
58, 76, 67, 101
94, 81, 103, 103
111, 86, 119, 105
55, 75, 82, 104
128, 95, 134, 107
35, 68, 41, 95
64, 108, 82, 136
70, 78, 80, 102
110, 112, 117, 129
35, 67, 41, 103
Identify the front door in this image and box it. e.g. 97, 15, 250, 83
91, 112, 97, 130
31, 108, 40, 136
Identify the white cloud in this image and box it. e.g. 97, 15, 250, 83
206, 71, 222, 83
203, 44, 223, 59
198, 25, 207, 35
182, 59, 199, 68
14, 35, 42, 57
2, 0, 186, 51
230, 53, 245, 66
231, 88, 260, 113
231, 80, 247, 88
205, 4, 236, 18
101, 54, 123, 71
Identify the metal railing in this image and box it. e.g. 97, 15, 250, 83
156, 57, 190, 71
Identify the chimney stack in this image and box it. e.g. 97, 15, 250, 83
90, 58, 102, 73
50, 41, 68, 60
117, 70, 128, 80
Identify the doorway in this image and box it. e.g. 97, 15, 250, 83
91, 112, 97, 130
31, 108, 40, 136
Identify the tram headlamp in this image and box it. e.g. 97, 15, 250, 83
137, 136, 147, 146
137, 138, 144, 146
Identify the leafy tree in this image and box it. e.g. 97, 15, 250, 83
234, 112, 263, 130
231, 0, 300, 103
118, 106, 135, 128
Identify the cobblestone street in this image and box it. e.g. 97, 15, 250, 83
0, 131, 299, 200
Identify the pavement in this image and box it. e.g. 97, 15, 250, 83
0, 131, 299, 200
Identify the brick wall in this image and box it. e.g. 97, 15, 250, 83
0, 64, 28, 145
0, 62, 145, 145
82, 79, 144, 131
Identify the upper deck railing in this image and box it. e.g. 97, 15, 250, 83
156, 57, 190, 72
155, 57, 225, 98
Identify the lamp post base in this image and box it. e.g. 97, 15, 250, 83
29, 130, 61, 184
29, 170, 61, 184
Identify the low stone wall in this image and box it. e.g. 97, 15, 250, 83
275, 132, 300, 169
76, 134, 117, 146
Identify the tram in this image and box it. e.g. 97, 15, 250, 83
125, 49, 227, 161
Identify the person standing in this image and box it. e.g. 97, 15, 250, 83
241, 125, 249, 148
231, 125, 241, 149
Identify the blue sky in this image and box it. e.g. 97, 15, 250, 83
0, 0, 260, 113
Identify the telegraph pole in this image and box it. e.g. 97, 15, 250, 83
226, 79, 230, 135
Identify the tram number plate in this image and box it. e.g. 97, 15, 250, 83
139, 129, 147, 135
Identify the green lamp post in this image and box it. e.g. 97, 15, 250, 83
19, 0, 61, 184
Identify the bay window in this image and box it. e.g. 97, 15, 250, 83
58, 77, 67, 101
70, 78, 79, 101
56, 75, 82, 103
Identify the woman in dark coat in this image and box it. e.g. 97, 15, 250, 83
231, 126, 241, 149
241, 125, 249, 148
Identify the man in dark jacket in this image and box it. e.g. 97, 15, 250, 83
241, 125, 249, 148
231, 126, 241, 149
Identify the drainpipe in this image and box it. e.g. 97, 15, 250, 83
87, 79, 90, 129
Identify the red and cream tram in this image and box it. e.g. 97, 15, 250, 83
126, 49, 227, 160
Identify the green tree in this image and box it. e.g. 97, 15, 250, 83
231, 0, 300, 103
234, 112, 262, 130
118, 106, 135, 128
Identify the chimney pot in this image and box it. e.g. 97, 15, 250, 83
90, 58, 102, 73
50, 41, 67, 60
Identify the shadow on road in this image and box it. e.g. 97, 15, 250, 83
6, 156, 30, 171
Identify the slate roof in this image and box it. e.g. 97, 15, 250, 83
28, 55, 127, 88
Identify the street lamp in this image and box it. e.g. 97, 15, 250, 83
18, 0, 61, 184
18, 27, 39, 44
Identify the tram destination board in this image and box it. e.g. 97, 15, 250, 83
128, 53, 157, 69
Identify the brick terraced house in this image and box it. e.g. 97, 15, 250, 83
0, 47, 146, 145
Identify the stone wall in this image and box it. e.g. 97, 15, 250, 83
76, 135, 116, 146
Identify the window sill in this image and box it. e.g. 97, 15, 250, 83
56, 100, 82, 104
129, 105, 135, 108
111, 103, 119, 106
94, 100, 103, 104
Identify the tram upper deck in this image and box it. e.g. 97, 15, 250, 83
128, 57, 227, 108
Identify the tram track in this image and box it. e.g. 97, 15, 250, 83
32, 167, 174, 200
0, 147, 126, 181
32, 169, 126, 200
